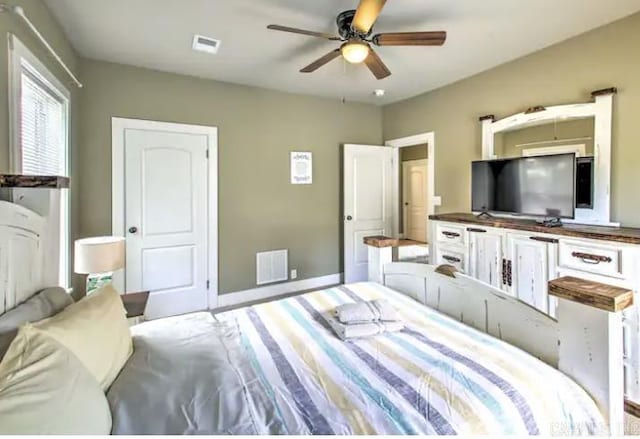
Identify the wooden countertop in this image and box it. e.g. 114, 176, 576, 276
363, 236, 427, 248
549, 276, 633, 312
429, 212, 640, 245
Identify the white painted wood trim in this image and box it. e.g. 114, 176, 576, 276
7, 34, 71, 174
217, 273, 341, 309
386, 132, 440, 238
480, 94, 615, 226
111, 118, 219, 308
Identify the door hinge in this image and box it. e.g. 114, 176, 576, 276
206, 149, 209, 159
206, 280, 210, 290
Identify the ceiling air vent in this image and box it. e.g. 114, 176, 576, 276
192, 34, 221, 54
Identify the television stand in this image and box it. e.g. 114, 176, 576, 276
536, 217, 563, 228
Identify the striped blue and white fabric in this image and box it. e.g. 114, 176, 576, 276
215, 282, 606, 435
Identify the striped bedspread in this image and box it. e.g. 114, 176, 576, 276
215, 282, 605, 435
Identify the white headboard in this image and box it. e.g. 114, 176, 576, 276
0, 200, 46, 315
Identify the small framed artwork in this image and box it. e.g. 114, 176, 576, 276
291, 151, 312, 185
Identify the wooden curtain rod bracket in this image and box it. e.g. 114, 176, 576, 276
525, 106, 546, 114
591, 87, 617, 98
478, 114, 495, 122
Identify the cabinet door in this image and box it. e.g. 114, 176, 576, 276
508, 235, 552, 314
469, 231, 503, 288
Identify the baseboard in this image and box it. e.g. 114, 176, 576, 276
216, 273, 342, 308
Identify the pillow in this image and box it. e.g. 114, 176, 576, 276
33, 283, 133, 390
0, 325, 112, 434
0, 287, 74, 360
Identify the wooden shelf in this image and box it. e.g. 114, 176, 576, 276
363, 235, 427, 249
0, 174, 70, 189
549, 276, 633, 312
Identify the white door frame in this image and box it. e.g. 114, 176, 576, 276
385, 132, 441, 239
111, 117, 219, 308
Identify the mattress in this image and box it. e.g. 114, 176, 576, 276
108, 282, 605, 435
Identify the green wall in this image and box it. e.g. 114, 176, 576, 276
383, 12, 640, 226
77, 59, 383, 294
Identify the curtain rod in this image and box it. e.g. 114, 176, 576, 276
0, 4, 83, 88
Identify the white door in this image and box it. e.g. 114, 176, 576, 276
469, 229, 504, 288
507, 234, 555, 315
344, 144, 394, 283
123, 127, 211, 319
402, 159, 428, 242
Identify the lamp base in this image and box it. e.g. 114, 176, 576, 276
86, 273, 113, 294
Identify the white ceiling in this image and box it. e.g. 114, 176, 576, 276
45, 0, 640, 105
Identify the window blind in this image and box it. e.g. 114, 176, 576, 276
20, 68, 67, 176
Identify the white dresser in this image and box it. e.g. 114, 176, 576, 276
430, 213, 640, 403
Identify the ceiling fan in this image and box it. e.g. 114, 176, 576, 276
267, 0, 447, 80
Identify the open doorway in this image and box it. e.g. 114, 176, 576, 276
386, 132, 440, 262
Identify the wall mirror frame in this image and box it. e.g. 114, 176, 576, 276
479, 88, 617, 227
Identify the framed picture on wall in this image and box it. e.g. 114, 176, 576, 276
291, 151, 312, 184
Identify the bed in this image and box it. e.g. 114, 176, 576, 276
0, 201, 625, 435
107, 282, 605, 435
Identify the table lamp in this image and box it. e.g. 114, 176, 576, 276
74, 236, 125, 294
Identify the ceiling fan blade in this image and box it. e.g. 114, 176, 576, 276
352, 0, 387, 34
300, 49, 342, 73
373, 31, 447, 46
364, 49, 391, 80
267, 24, 341, 40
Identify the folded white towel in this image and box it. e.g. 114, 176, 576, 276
335, 299, 400, 324
326, 314, 404, 341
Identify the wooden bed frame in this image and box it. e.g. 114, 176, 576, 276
0, 200, 628, 435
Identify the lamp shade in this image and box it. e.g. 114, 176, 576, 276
74, 237, 125, 274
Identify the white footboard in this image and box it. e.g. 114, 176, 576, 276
382, 262, 631, 436
384, 262, 559, 365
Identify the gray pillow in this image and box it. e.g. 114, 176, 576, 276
0, 287, 74, 360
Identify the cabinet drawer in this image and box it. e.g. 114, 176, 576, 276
436, 224, 466, 246
558, 240, 628, 279
435, 245, 466, 273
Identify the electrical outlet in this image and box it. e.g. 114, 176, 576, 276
290, 269, 297, 280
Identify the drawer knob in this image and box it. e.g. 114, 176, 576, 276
442, 231, 461, 239
571, 251, 612, 264
442, 255, 461, 264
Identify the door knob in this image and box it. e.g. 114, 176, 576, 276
128, 226, 138, 234
346, 215, 353, 221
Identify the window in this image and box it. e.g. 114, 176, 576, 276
20, 69, 68, 175
9, 34, 71, 288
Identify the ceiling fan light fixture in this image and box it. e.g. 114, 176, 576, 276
341, 41, 370, 64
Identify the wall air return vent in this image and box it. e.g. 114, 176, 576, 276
192, 34, 221, 54
256, 249, 288, 285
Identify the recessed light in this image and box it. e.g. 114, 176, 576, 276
192, 34, 221, 55
373, 89, 386, 97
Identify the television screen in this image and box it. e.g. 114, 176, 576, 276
472, 154, 575, 219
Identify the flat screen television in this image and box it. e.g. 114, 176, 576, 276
471, 153, 576, 219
